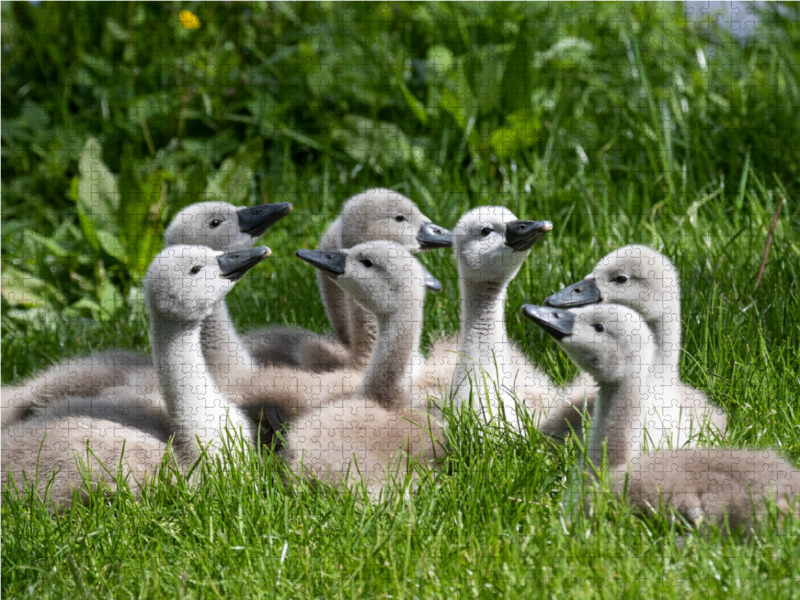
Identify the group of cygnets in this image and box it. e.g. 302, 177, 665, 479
2, 188, 798, 538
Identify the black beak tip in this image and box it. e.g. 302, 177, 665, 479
218, 246, 271, 280
544, 278, 602, 308
238, 202, 294, 236
417, 222, 454, 250
505, 219, 553, 252
519, 303, 574, 340
295, 249, 347, 276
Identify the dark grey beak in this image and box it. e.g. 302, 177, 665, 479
544, 278, 601, 308
295, 249, 347, 277
520, 304, 575, 340
420, 265, 443, 293
237, 203, 293, 238
505, 220, 553, 252
417, 221, 453, 250
218, 246, 271, 281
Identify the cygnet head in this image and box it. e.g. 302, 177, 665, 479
545, 245, 679, 323
339, 188, 452, 253
296, 241, 442, 317
145, 244, 270, 323
521, 303, 656, 385
453, 206, 553, 283
165, 201, 292, 251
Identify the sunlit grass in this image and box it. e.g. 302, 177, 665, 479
3, 2, 800, 598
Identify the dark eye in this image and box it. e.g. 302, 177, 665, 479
395, 215, 406, 222
615, 275, 628, 284
361, 259, 374, 268
480, 227, 492, 237
593, 323, 605, 333
209, 219, 223, 228
190, 265, 203, 275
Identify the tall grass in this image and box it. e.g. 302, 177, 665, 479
3, 2, 800, 598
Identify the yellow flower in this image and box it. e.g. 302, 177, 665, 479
179, 10, 201, 30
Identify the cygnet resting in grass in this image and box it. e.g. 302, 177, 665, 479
243, 188, 452, 373
1, 201, 291, 429
522, 302, 799, 535
422, 206, 593, 436
281, 241, 444, 499
2, 245, 267, 507
544, 244, 727, 438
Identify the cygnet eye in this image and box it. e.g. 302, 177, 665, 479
209, 219, 223, 228
361, 259, 374, 268
614, 275, 628, 284
593, 323, 605, 333
190, 265, 203, 275
395, 215, 406, 222
480, 227, 493, 237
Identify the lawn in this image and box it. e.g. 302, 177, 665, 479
2, 2, 800, 598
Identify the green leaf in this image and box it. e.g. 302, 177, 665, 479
393, 68, 428, 126
0, 265, 47, 308
97, 279, 125, 318
533, 38, 595, 69
425, 45, 455, 78
205, 138, 263, 206
96, 230, 127, 263
75, 137, 120, 233
488, 109, 542, 160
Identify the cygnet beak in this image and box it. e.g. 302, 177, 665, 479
238, 202, 293, 238
218, 246, 271, 281
295, 249, 347, 277
544, 277, 601, 308
520, 304, 575, 340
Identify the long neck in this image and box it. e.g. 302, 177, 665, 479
460, 279, 509, 363
589, 375, 650, 470
151, 313, 253, 459
360, 308, 420, 409
452, 278, 510, 403
348, 301, 378, 370
201, 300, 253, 386
644, 301, 681, 391
649, 300, 682, 371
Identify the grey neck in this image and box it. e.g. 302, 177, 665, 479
201, 300, 252, 384
151, 312, 251, 458
452, 278, 509, 401
348, 301, 379, 370
648, 302, 682, 372
589, 376, 650, 470
359, 309, 420, 410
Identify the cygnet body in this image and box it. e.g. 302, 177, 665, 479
424, 206, 592, 436
523, 302, 798, 535
282, 241, 444, 499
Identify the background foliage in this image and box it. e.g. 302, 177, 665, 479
3, 2, 800, 598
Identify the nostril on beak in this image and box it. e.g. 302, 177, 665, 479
575, 288, 581, 293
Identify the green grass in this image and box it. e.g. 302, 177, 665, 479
3, 163, 800, 599
3, 2, 800, 598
